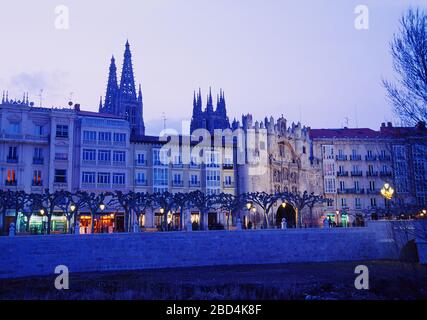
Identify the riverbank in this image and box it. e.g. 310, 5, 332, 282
1, 261, 427, 300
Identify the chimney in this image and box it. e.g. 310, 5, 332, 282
381, 122, 386, 128
387, 122, 392, 127
74, 104, 81, 111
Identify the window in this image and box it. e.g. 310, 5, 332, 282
54, 169, 67, 183
206, 151, 220, 168
98, 132, 111, 142
324, 163, 335, 176
136, 172, 146, 183
113, 133, 126, 142
34, 147, 43, 159
224, 176, 232, 186
302, 146, 306, 154
341, 198, 347, 207
190, 174, 199, 184
82, 149, 96, 161
206, 170, 220, 188
339, 181, 345, 191
9, 122, 20, 134
113, 151, 126, 163
97, 172, 110, 185
35, 124, 43, 136
173, 173, 182, 184
55, 153, 68, 160
6, 169, 16, 184
153, 168, 168, 186
8, 146, 18, 159
136, 153, 145, 165
83, 130, 96, 141
370, 198, 377, 207
33, 170, 42, 185
324, 178, 336, 193
113, 173, 125, 185
153, 149, 168, 166
56, 125, 69, 138
369, 181, 375, 191
326, 199, 334, 207
354, 181, 360, 190
82, 172, 95, 184
322, 145, 334, 159
355, 198, 361, 209
98, 150, 111, 162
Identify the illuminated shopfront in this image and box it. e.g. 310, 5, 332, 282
14, 212, 68, 235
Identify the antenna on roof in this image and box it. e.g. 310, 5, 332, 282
162, 112, 167, 130
38, 89, 44, 107
344, 117, 350, 128
68, 92, 74, 107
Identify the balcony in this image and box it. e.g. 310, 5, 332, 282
32, 180, 43, 187
6, 156, 18, 163
378, 155, 391, 161
365, 155, 377, 161
82, 160, 96, 166
135, 159, 147, 167
172, 163, 184, 168
113, 141, 126, 147
98, 140, 112, 146
33, 157, 44, 165
82, 139, 97, 146
336, 171, 349, 177
189, 163, 201, 169
5, 180, 17, 186
367, 189, 380, 195
135, 179, 148, 186
366, 171, 379, 177
81, 182, 96, 189
223, 164, 234, 170
98, 160, 111, 166
337, 188, 365, 195
189, 181, 201, 188
172, 181, 184, 188
113, 161, 126, 167
336, 155, 347, 161
350, 155, 362, 161
350, 171, 363, 177
380, 171, 393, 177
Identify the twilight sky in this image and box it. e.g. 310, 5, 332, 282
0, 0, 425, 135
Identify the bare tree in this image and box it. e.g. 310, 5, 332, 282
383, 8, 427, 125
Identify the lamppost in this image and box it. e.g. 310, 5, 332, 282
39, 208, 46, 234
70, 203, 77, 234
251, 207, 257, 229
381, 183, 394, 219
336, 209, 340, 227
245, 202, 252, 229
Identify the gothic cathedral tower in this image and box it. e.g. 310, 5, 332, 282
99, 41, 145, 138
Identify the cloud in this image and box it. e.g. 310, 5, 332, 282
1, 70, 70, 106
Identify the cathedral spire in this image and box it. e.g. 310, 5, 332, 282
119, 40, 137, 102
206, 87, 213, 113
102, 55, 119, 113
99, 96, 103, 109
138, 83, 143, 102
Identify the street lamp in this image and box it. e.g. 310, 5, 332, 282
160, 208, 165, 214
246, 203, 252, 210
281, 202, 287, 208
70, 203, 76, 213
99, 203, 106, 212
380, 183, 394, 200
39, 208, 45, 215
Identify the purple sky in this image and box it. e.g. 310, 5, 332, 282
0, 0, 425, 135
